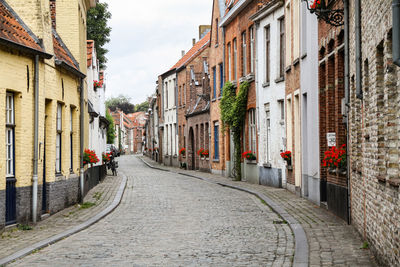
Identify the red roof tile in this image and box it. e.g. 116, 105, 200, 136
170, 31, 211, 70
53, 30, 79, 71
87, 40, 94, 67
0, 1, 44, 53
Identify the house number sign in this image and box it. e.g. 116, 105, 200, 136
327, 133, 336, 147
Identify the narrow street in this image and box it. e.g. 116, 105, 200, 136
10, 155, 294, 266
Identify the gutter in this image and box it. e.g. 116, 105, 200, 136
32, 55, 39, 223
0, 38, 52, 59
55, 60, 86, 79
344, 0, 351, 225
219, 0, 253, 27
393, 0, 400, 67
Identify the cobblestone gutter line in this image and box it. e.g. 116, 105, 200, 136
140, 157, 308, 267
0, 174, 127, 266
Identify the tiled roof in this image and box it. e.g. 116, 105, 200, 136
0, 0, 44, 53
87, 40, 94, 67
127, 112, 146, 127
53, 29, 79, 71
170, 31, 211, 70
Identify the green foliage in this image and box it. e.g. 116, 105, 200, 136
17, 224, 33, 231
106, 95, 135, 114
135, 101, 149, 112
360, 241, 369, 249
106, 109, 115, 144
87, 3, 112, 69
219, 81, 250, 180
79, 202, 96, 210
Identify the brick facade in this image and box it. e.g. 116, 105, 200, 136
348, 1, 400, 265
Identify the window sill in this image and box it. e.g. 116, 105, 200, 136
217, 96, 222, 100
262, 82, 270, 88
211, 98, 217, 102
301, 53, 307, 60
285, 65, 291, 73
293, 58, 300, 66
275, 77, 285, 83
215, 44, 219, 48
213, 159, 220, 163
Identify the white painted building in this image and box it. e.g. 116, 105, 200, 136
252, 1, 286, 187
300, 1, 320, 203
87, 40, 107, 164
162, 70, 179, 167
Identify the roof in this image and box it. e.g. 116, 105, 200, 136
53, 29, 80, 71
99, 71, 104, 84
127, 112, 146, 127
0, 0, 45, 54
170, 31, 211, 70
87, 40, 94, 67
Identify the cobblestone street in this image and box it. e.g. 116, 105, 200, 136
10, 155, 294, 266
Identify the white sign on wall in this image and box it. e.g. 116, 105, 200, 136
327, 133, 336, 147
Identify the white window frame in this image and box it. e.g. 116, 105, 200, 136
242, 31, 247, 76
228, 43, 232, 81
6, 93, 15, 177
249, 109, 256, 152
250, 26, 255, 73
56, 103, 62, 173
233, 38, 237, 80
265, 104, 271, 162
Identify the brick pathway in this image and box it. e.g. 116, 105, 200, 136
0, 172, 122, 262
140, 156, 377, 267
10, 155, 294, 266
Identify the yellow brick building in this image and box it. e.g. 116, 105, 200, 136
0, 0, 95, 228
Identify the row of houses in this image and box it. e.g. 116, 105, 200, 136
110, 109, 146, 155
144, 0, 400, 265
0, 0, 114, 231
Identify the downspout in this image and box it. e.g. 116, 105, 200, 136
393, 0, 400, 67
355, 0, 362, 99
344, 0, 351, 225
79, 78, 85, 202
32, 54, 39, 223
222, 26, 226, 173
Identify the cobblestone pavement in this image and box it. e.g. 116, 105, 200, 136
0, 173, 122, 261
10, 155, 294, 266
141, 156, 377, 267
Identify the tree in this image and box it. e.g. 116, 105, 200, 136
135, 101, 149, 112
106, 95, 135, 114
87, 2, 112, 69
106, 109, 115, 144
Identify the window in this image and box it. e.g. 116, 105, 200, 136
242, 31, 247, 76
279, 17, 285, 77
214, 122, 219, 160
233, 38, 237, 80
227, 43, 232, 81
265, 104, 271, 162
219, 63, 224, 95
250, 26, 255, 73
278, 100, 285, 121
265, 25, 270, 83
56, 103, 62, 173
183, 84, 186, 106
165, 82, 168, 109
173, 78, 176, 106
213, 66, 217, 99
248, 109, 256, 152
215, 18, 219, 44
70, 109, 73, 172
6, 93, 15, 177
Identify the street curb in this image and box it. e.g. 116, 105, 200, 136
0, 174, 128, 266
140, 156, 309, 267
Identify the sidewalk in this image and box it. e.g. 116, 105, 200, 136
0, 173, 125, 264
140, 156, 377, 267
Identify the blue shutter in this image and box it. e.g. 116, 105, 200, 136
214, 125, 219, 160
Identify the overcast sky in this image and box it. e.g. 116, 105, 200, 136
103, 0, 213, 105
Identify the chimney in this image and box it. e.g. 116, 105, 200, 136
192, 38, 196, 46
181, 50, 185, 57
199, 25, 211, 39
50, 0, 56, 29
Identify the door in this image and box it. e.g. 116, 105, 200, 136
42, 115, 47, 213
189, 128, 195, 170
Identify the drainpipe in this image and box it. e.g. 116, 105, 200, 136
393, 0, 400, 67
32, 54, 39, 223
344, 0, 351, 225
222, 26, 226, 173
79, 78, 85, 202
355, 0, 362, 99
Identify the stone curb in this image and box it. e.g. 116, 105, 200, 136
0, 174, 128, 266
140, 157, 309, 267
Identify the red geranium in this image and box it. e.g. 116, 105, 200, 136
197, 148, 204, 156
322, 144, 346, 169
280, 151, 292, 165
83, 149, 99, 165
310, 0, 322, 9
102, 152, 112, 163
179, 147, 186, 156
242, 151, 256, 160
93, 80, 103, 88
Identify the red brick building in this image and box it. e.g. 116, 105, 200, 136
174, 32, 211, 171
220, 0, 260, 180
127, 112, 146, 154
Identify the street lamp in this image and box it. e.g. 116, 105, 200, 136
302, 0, 344, 26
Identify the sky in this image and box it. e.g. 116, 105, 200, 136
103, 0, 213, 105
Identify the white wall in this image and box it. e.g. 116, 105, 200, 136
163, 73, 178, 156
255, 5, 286, 184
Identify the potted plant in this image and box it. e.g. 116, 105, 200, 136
93, 80, 103, 89
322, 144, 347, 175
197, 148, 205, 158
202, 149, 209, 159
179, 147, 186, 158
83, 149, 99, 166
242, 150, 256, 161
280, 151, 292, 170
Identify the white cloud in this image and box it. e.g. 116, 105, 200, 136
102, 0, 213, 105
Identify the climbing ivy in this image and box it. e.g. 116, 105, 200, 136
219, 81, 250, 180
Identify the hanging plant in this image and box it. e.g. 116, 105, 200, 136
93, 80, 103, 89
220, 81, 249, 180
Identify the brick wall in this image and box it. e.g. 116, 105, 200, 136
348, 0, 400, 265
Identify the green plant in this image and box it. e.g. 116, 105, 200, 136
106, 109, 115, 144
220, 81, 250, 180
17, 224, 33, 231
360, 241, 369, 249
93, 192, 103, 201
79, 202, 96, 210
